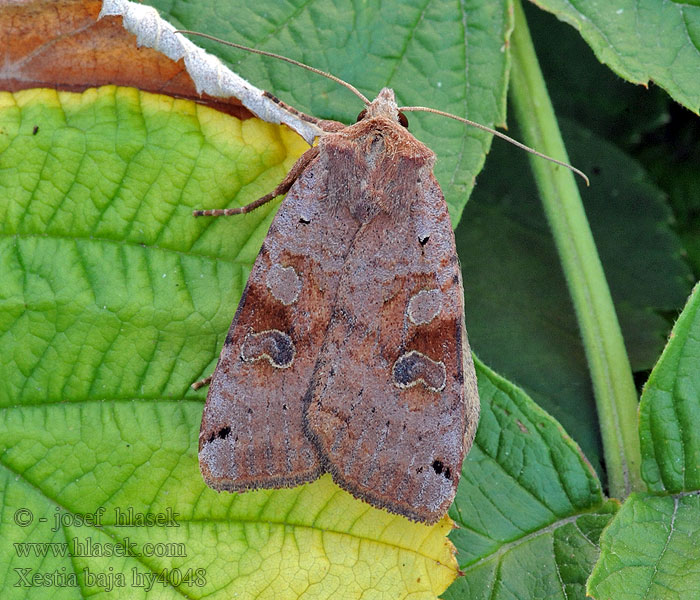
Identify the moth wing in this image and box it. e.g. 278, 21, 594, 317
304, 173, 479, 523
199, 155, 361, 491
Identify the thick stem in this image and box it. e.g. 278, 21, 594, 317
507, 0, 643, 498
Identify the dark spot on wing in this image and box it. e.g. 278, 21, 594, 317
241, 330, 295, 368
431, 459, 451, 479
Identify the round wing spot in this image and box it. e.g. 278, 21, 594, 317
241, 330, 295, 368
392, 351, 446, 392
407, 289, 442, 325
266, 264, 302, 305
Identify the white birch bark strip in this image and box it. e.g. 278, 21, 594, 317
99, 0, 323, 144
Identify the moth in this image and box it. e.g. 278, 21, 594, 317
187, 34, 586, 524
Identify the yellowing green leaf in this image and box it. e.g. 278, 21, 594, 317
0, 86, 458, 598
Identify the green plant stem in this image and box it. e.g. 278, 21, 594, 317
507, 0, 643, 499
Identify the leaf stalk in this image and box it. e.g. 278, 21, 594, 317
508, 0, 643, 498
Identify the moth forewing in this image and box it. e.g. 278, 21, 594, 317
302, 130, 477, 522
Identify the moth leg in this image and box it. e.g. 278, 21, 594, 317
193, 145, 320, 217
191, 375, 212, 390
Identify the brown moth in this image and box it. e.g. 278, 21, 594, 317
197, 87, 479, 524
188, 34, 587, 523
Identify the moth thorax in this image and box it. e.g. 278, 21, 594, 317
364, 87, 399, 121
365, 131, 388, 166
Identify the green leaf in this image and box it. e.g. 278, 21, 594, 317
523, 3, 700, 282
0, 87, 459, 598
587, 491, 700, 599
640, 283, 700, 492
521, 2, 670, 144
445, 359, 617, 600
530, 0, 700, 114
148, 0, 514, 224
588, 283, 700, 599
456, 118, 691, 475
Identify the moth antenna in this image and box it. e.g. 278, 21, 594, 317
176, 30, 586, 185
400, 106, 590, 186
174, 30, 371, 106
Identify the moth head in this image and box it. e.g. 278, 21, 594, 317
361, 87, 410, 128
357, 106, 409, 128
